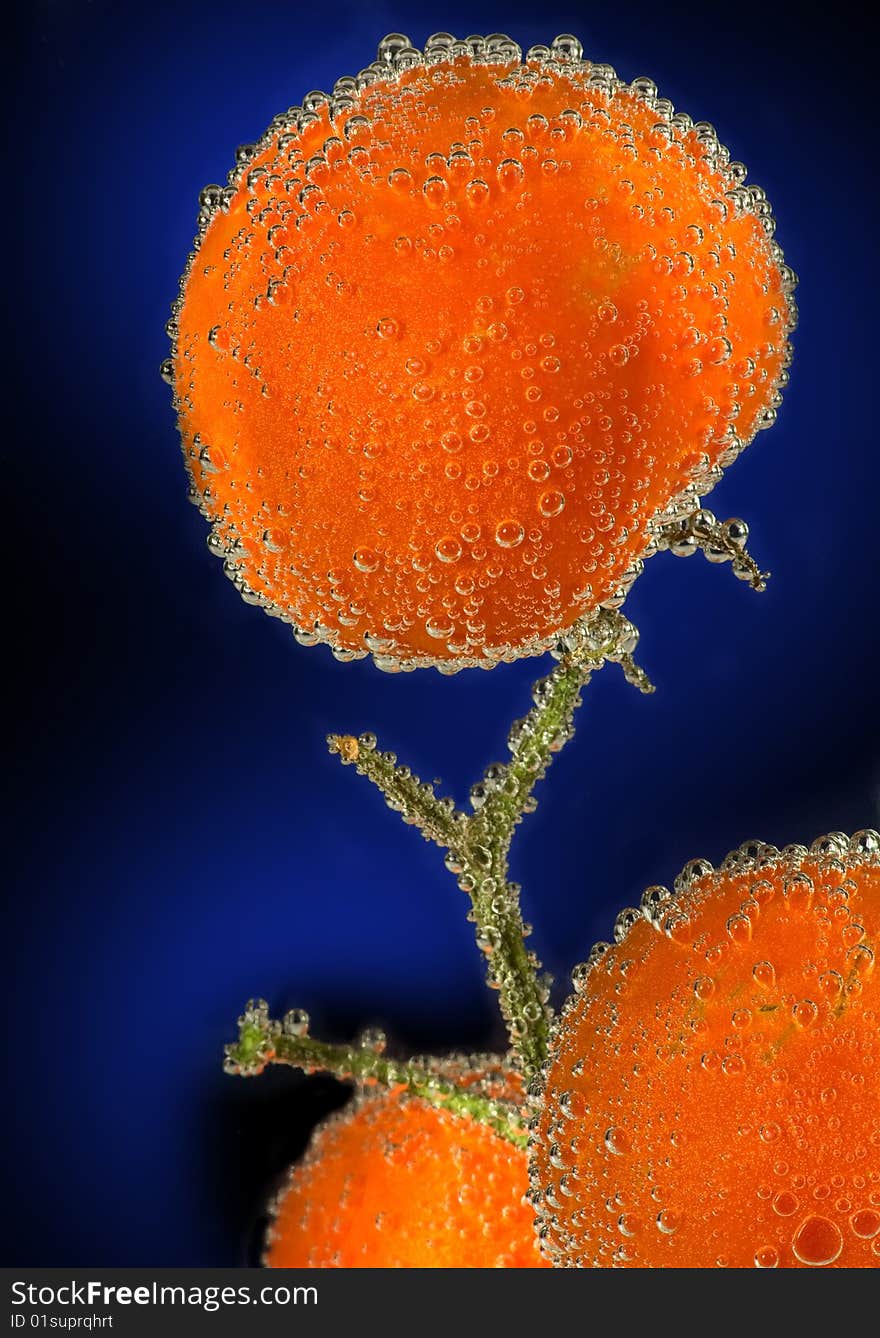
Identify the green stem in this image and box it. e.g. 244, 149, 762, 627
329, 608, 653, 1080
225, 1000, 528, 1146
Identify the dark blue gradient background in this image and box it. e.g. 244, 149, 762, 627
6, 0, 878, 1266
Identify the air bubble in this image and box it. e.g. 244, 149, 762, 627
841, 921, 866, 949
848, 944, 874, 976
791, 1215, 844, 1267
850, 1210, 880, 1239
604, 1127, 631, 1157
726, 913, 752, 944
353, 548, 379, 573
426, 615, 455, 640
792, 999, 819, 1028
752, 960, 776, 990
818, 970, 843, 999
423, 176, 449, 205
282, 1008, 310, 1038
465, 179, 490, 207
435, 537, 462, 563
495, 520, 525, 548
539, 490, 565, 518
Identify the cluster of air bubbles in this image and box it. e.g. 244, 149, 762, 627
224, 997, 279, 1076
661, 510, 767, 588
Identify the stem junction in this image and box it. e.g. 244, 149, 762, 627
328, 607, 654, 1079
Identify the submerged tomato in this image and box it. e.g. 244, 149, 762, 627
265, 1083, 546, 1268
532, 831, 880, 1268
171, 33, 794, 670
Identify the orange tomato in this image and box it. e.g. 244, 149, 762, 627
531, 832, 880, 1267
172, 34, 794, 670
265, 1084, 547, 1267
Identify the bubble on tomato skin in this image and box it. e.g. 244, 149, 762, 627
791, 1215, 844, 1267
752, 960, 776, 990
604, 1127, 631, 1157
792, 999, 819, 1028
435, 536, 463, 563
818, 969, 844, 1000
495, 520, 525, 549
850, 1210, 880, 1240
538, 490, 566, 518
352, 548, 380, 573
426, 615, 456, 640
726, 912, 753, 944
841, 920, 867, 949
617, 1212, 642, 1238
848, 943, 874, 976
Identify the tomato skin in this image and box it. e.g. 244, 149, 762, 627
532, 834, 880, 1268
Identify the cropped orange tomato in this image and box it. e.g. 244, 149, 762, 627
531, 831, 880, 1267
265, 1085, 547, 1267
171, 33, 794, 670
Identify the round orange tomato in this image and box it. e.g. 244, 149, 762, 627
531, 831, 879, 1267
171, 33, 794, 670
265, 1084, 546, 1267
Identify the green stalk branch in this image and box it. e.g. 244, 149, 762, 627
327, 734, 465, 848
329, 608, 654, 1080
225, 999, 528, 1146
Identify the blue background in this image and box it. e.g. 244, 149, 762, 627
6, 0, 877, 1265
